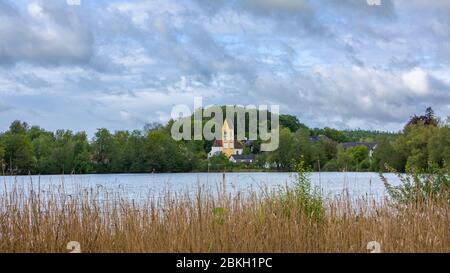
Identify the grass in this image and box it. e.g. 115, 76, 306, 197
0, 177, 448, 253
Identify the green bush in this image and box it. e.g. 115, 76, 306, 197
380, 163, 449, 204
289, 156, 324, 222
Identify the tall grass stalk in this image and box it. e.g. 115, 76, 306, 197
0, 178, 448, 253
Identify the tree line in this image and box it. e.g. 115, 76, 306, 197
0, 108, 448, 175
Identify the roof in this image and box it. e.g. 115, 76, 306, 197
230, 154, 256, 160
234, 140, 243, 149
212, 140, 223, 147
309, 135, 331, 143
244, 140, 254, 146
341, 142, 377, 150
212, 140, 243, 149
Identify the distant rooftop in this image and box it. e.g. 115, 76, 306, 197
341, 142, 377, 150
230, 154, 256, 160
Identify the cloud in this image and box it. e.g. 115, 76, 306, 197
0, 101, 10, 112
402, 67, 429, 95
0, 0, 449, 134
241, 0, 311, 14
0, 0, 93, 66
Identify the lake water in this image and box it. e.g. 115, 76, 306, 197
0, 172, 402, 202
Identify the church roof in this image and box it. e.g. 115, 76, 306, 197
212, 140, 223, 147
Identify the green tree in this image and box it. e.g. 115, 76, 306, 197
279, 114, 308, 133
123, 130, 147, 172
0, 143, 5, 174
91, 128, 114, 173
0, 121, 36, 174
428, 125, 450, 169
72, 132, 92, 173
311, 139, 337, 171
267, 128, 296, 170
394, 124, 438, 172
372, 137, 402, 172
145, 130, 191, 172
208, 153, 232, 171
311, 127, 349, 143
32, 131, 56, 174
51, 130, 76, 174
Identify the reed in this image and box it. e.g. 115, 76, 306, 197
0, 180, 448, 253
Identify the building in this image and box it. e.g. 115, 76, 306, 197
208, 119, 243, 158
340, 142, 377, 157
230, 154, 256, 164
308, 135, 331, 143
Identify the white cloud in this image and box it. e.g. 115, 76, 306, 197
0, 0, 449, 134
0, 0, 93, 66
402, 67, 429, 95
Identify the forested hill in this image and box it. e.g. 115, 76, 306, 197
183, 105, 398, 143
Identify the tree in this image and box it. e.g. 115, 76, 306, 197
51, 130, 76, 174
336, 147, 356, 171
9, 120, 29, 135
311, 127, 349, 143
145, 130, 191, 172
143, 122, 164, 136
73, 132, 92, 173
110, 131, 129, 173
406, 107, 439, 127
372, 136, 402, 172
0, 143, 5, 174
427, 124, 450, 169
267, 128, 297, 170
91, 128, 114, 173
279, 114, 307, 133
123, 130, 147, 172
208, 153, 232, 171
394, 124, 438, 172
31, 130, 56, 174
311, 139, 337, 171
0, 121, 36, 174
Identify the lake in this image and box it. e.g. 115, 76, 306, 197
0, 172, 402, 202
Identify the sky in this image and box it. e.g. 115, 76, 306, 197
0, 0, 449, 136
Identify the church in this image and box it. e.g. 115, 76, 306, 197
208, 119, 243, 158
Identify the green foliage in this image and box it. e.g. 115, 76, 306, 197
146, 130, 191, 172
427, 125, 450, 169
341, 129, 399, 142
332, 146, 370, 171
0, 143, 5, 172
279, 114, 308, 133
207, 153, 232, 171
381, 164, 449, 204
267, 128, 297, 169
311, 127, 349, 143
0, 120, 35, 174
372, 136, 401, 171
395, 123, 439, 172
288, 156, 324, 222
0, 107, 447, 175
91, 128, 114, 173
211, 207, 225, 225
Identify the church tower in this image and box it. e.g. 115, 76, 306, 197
222, 119, 235, 157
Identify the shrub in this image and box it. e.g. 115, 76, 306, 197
380, 163, 449, 205
289, 156, 324, 222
